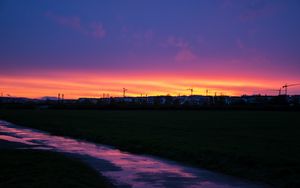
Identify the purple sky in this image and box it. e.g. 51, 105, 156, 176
0, 0, 300, 97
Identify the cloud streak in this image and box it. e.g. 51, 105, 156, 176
45, 11, 106, 39
166, 36, 189, 48
239, 0, 281, 22
175, 49, 198, 62
120, 27, 155, 46
45, 11, 81, 29
89, 22, 106, 39
165, 36, 198, 63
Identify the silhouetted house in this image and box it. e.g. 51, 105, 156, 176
229, 96, 246, 105
145, 97, 155, 105
0, 97, 34, 104
214, 96, 231, 105
176, 96, 211, 105
132, 97, 147, 104
154, 96, 167, 105
269, 95, 289, 105
63, 99, 77, 104
193, 96, 212, 105
123, 97, 134, 103
40, 96, 58, 101
112, 97, 134, 103
99, 97, 111, 104
78, 98, 98, 104
242, 95, 274, 105
242, 95, 258, 104
0, 97, 10, 103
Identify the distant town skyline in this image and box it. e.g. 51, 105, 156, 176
1, 0, 300, 98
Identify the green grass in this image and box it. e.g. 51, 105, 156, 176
0, 109, 299, 187
0, 149, 113, 188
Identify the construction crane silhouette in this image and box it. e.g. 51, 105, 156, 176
187, 88, 193, 96
267, 88, 282, 96
282, 83, 300, 95
123, 88, 128, 98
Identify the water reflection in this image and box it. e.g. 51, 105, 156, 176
0, 120, 267, 188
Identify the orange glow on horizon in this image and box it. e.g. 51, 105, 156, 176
0, 71, 299, 99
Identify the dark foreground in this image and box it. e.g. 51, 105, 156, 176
0, 123, 267, 188
0, 109, 299, 187
0, 147, 112, 188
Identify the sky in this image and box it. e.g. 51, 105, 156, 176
0, 0, 300, 98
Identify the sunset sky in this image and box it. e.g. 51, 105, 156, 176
1, 0, 300, 98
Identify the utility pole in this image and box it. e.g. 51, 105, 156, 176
187, 88, 193, 96
123, 88, 127, 98
206, 89, 208, 96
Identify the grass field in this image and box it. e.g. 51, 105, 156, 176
0, 149, 113, 188
0, 109, 299, 187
